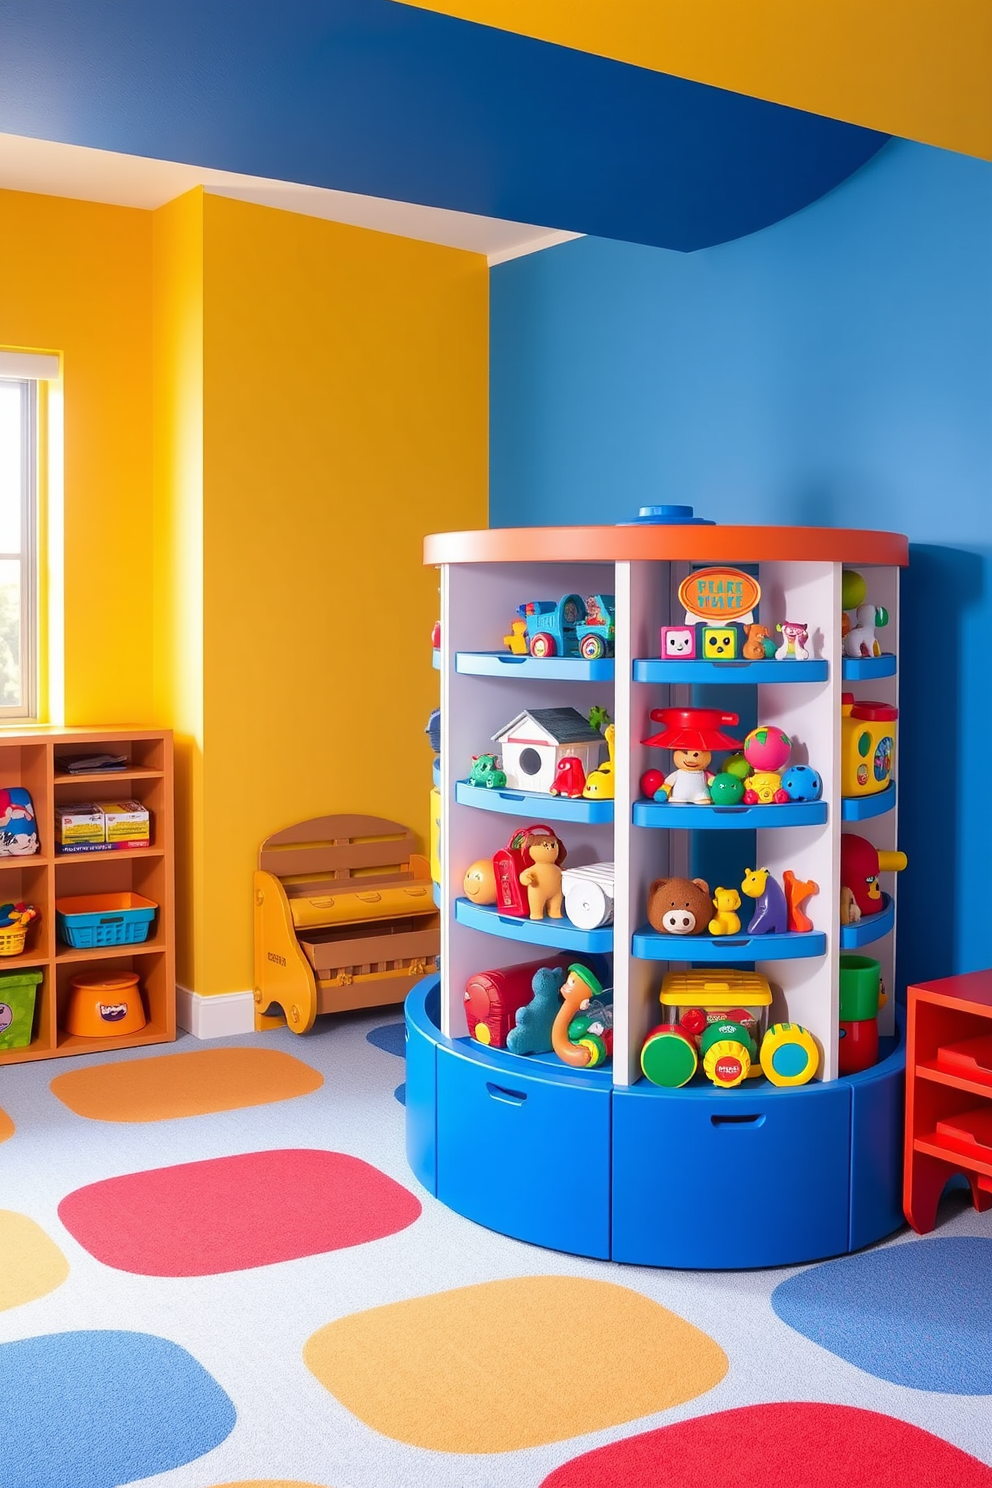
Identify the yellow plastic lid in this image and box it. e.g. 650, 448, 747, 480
660, 969, 772, 1007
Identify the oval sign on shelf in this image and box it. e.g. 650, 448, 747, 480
678, 567, 761, 623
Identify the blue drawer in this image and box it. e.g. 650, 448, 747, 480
405, 978, 440, 1195
612, 1079, 851, 1268
436, 1042, 612, 1259
848, 1030, 906, 1252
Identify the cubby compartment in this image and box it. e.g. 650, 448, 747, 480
55, 947, 170, 1052
0, 728, 175, 1065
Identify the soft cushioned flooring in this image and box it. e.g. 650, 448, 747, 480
1, 1008, 991, 1488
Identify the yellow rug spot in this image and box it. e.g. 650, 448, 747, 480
0, 1107, 13, 1143
303, 1275, 727, 1453
49, 1048, 323, 1123
0, 1211, 69, 1311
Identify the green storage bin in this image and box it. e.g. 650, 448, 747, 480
0, 969, 43, 1050
839, 954, 881, 1022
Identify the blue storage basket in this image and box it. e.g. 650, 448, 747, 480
55, 892, 158, 949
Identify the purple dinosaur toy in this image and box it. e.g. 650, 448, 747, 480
741, 867, 789, 935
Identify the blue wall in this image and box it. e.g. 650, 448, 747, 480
491, 139, 992, 987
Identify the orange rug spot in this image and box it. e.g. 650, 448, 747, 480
0, 1108, 13, 1143
49, 1047, 323, 1122
303, 1276, 727, 1453
0, 1211, 69, 1311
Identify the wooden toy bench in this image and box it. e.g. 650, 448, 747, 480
253, 813, 439, 1034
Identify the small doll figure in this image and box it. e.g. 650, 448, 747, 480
641, 708, 743, 805
518, 828, 566, 920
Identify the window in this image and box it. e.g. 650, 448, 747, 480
0, 374, 38, 718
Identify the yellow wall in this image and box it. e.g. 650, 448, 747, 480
405, 0, 992, 161
1, 186, 488, 998
0, 190, 155, 724
196, 194, 487, 994
151, 191, 205, 990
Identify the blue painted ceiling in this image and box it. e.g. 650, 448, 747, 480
0, 0, 888, 250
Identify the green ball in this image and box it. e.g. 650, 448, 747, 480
709, 772, 745, 805
723, 752, 750, 781
842, 570, 867, 609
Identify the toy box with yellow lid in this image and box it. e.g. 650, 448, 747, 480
640, 969, 821, 1090
841, 693, 897, 797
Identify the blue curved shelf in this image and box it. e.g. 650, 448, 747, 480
840, 783, 896, 821
456, 652, 615, 682
839, 895, 894, 949
634, 658, 827, 684
432, 649, 441, 670
633, 799, 827, 829
432, 756, 440, 787
455, 780, 614, 824
633, 926, 826, 962
455, 897, 613, 954
841, 653, 896, 680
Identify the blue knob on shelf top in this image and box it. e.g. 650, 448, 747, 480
622, 505, 715, 526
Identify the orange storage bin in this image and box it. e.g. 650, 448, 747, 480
65, 971, 146, 1037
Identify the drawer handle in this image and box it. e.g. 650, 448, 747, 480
497, 792, 526, 802
99, 915, 125, 925
711, 1113, 766, 1128
486, 1082, 527, 1105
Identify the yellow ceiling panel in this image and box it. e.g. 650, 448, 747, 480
400, 0, 992, 160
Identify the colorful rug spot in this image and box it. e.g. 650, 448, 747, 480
538, 1402, 992, 1487
49, 1047, 323, 1122
303, 1275, 727, 1453
771, 1237, 992, 1393
0, 1106, 13, 1143
0, 1330, 235, 1488
58, 1148, 422, 1276
366, 1021, 405, 1057
0, 1211, 69, 1311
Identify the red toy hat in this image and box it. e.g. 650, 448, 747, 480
642, 707, 743, 751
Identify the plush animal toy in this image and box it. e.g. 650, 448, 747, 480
506, 965, 567, 1056
647, 877, 713, 936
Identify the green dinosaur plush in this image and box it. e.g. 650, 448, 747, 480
506, 965, 566, 1056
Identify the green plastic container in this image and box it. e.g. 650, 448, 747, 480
0, 970, 43, 1051
839, 954, 881, 1022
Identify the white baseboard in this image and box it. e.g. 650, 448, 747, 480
176, 986, 257, 1039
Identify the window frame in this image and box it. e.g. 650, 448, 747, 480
0, 375, 39, 721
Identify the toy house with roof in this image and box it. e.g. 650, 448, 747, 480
492, 708, 605, 793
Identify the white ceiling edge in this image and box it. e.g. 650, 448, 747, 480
0, 132, 582, 265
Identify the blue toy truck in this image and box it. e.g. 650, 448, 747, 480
518, 593, 616, 659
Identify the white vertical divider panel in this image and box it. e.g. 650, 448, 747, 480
843, 564, 901, 1034
757, 560, 842, 1078
616, 559, 670, 1086
440, 560, 617, 1039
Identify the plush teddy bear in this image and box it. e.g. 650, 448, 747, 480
647, 876, 713, 935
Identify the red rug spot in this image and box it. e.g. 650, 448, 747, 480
58, 1149, 421, 1276
540, 1403, 992, 1487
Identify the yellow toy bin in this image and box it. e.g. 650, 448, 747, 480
841, 693, 897, 798
659, 969, 773, 1080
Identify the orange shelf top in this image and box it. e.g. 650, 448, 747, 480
424, 524, 909, 567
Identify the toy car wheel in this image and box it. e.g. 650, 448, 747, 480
530, 633, 556, 658
579, 633, 606, 660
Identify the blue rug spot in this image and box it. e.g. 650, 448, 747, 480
367, 1022, 406, 1058
0, 1331, 236, 1487
772, 1237, 992, 1394
394, 1082, 406, 1105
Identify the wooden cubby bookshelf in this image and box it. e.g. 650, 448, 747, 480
0, 727, 175, 1065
